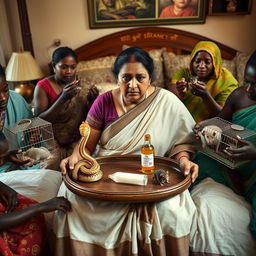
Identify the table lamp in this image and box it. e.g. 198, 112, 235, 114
5, 51, 44, 103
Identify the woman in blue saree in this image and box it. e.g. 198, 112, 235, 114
0, 64, 34, 173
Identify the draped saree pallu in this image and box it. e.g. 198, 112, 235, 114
51, 88, 197, 256
0, 194, 45, 256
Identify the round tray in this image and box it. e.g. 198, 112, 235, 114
64, 155, 191, 203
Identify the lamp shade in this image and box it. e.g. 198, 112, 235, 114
5, 51, 44, 82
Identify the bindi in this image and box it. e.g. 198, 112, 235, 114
200, 53, 208, 61
128, 55, 136, 63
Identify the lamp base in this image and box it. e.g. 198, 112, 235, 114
14, 82, 34, 103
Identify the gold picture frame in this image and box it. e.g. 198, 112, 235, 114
208, 0, 252, 16
87, 0, 207, 29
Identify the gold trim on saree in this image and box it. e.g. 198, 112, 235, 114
101, 87, 160, 145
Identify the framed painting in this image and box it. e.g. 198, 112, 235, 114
208, 0, 252, 16
87, 0, 207, 29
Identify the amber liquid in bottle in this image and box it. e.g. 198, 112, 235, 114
141, 134, 155, 174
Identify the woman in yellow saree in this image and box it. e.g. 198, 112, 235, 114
170, 41, 238, 122
53, 47, 198, 256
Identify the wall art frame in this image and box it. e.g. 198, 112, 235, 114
208, 0, 252, 16
87, 0, 207, 29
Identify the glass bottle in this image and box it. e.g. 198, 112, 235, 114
141, 134, 155, 174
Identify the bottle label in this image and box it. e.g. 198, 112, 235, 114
141, 154, 154, 167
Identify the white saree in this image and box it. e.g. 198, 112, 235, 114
51, 88, 197, 256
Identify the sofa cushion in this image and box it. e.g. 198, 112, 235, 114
235, 52, 250, 86
222, 59, 237, 78
76, 56, 117, 89
163, 52, 190, 84
95, 82, 118, 95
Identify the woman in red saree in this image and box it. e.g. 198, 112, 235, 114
0, 183, 71, 256
0, 193, 45, 256
0, 131, 71, 256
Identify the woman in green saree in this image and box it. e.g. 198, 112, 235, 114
193, 50, 256, 239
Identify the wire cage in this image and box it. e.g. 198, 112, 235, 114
4, 117, 55, 152
198, 117, 256, 169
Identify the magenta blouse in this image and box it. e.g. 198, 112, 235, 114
86, 90, 118, 130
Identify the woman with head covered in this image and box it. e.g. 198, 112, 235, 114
52, 47, 199, 256
170, 41, 238, 122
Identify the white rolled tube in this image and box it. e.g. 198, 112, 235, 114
109, 172, 148, 186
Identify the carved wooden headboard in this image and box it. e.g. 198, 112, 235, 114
75, 27, 237, 61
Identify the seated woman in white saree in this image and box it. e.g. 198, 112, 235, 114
52, 47, 199, 256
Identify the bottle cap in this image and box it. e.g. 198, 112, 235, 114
145, 134, 150, 140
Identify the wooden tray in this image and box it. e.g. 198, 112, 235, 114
64, 155, 191, 203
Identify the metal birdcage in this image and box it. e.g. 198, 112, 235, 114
4, 117, 55, 152
198, 117, 256, 169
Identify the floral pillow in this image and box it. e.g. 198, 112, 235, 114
96, 82, 118, 94
222, 59, 237, 79
122, 45, 165, 88
234, 52, 250, 86
77, 55, 116, 70
76, 56, 117, 90
162, 52, 190, 83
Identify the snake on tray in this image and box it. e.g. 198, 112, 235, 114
72, 122, 103, 182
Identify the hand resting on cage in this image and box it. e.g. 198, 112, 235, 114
224, 136, 256, 161
193, 123, 202, 140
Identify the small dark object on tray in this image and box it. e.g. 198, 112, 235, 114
153, 169, 169, 186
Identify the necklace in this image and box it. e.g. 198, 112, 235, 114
120, 88, 149, 113
121, 96, 128, 113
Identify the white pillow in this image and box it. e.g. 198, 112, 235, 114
0, 169, 63, 229
0, 169, 62, 201
190, 178, 255, 255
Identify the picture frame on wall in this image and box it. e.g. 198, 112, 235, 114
87, 0, 207, 29
208, 0, 252, 16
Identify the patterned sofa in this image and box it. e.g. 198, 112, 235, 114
74, 30, 250, 96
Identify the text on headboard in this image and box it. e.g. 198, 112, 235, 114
120, 33, 179, 42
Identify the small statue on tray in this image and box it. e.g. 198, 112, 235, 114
153, 169, 169, 186
72, 122, 103, 182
